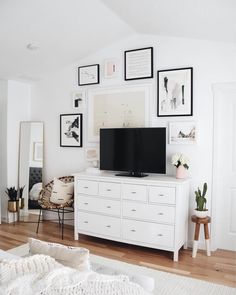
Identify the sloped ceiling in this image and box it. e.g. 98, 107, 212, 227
101, 0, 236, 43
0, 0, 134, 81
0, 0, 235, 81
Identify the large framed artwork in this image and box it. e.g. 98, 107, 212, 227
169, 121, 197, 144
87, 85, 151, 142
157, 67, 193, 117
60, 114, 83, 147
78, 64, 100, 86
124, 47, 153, 81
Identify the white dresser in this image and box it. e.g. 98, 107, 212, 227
74, 172, 190, 261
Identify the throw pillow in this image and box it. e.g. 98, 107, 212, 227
28, 238, 90, 271
50, 178, 74, 205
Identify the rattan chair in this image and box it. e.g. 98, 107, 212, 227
36, 176, 74, 239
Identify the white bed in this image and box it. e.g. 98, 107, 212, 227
0, 240, 155, 295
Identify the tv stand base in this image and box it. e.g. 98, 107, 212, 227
115, 172, 148, 178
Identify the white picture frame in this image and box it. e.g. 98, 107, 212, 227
71, 90, 86, 109
104, 58, 120, 79
85, 147, 99, 161
169, 121, 197, 144
87, 85, 151, 142
33, 142, 43, 162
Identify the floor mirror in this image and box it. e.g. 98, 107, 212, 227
18, 122, 44, 218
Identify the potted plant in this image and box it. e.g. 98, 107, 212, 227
171, 153, 189, 179
194, 182, 208, 218
19, 186, 25, 209
5, 187, 19, 213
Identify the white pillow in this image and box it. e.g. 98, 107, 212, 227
29, 182, 42, 200
50, 178, 74, 204
28, 238, 90, 271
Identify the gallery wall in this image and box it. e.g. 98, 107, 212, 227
31, 33, 236, 245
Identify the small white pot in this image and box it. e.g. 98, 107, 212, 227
194, 209, 208, 218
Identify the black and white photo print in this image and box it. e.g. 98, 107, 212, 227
157, 68, 193, 117
60, 114, 83, 147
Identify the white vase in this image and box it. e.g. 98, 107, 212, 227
176, 165, 187, 179
194, 209, 208, 218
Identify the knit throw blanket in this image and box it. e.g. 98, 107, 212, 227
0, 255, 150, 295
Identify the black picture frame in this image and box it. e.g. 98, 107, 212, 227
60, 113, 83, 147
157, 67, 193, 117
78, 64, 100, 86
124, 47, 153, 81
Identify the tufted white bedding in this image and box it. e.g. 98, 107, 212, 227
0, 251, 152, 295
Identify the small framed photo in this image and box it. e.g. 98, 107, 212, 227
157, 67, 193, 117
169, 121, 197, 144
33, 142, 43, 161
78, 64, 100, 86
104, 58, 120, 79
60, 114, 83, 147
71, 90, 86, 109
124, 47, 153, 81
85, 147, 99, 162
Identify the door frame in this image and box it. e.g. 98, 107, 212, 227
211, 82, 236, 250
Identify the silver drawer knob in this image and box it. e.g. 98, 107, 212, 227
106, 189, 111, 191
158, 212, 164, 215
131, 229, 136, 232
84, 221, 88, 224
158, 194, 164, 197
106, 225, 111, 228
157, 234, 163, 237
84, 186, 88, 189
84, 202, 88, 205
131, 209, 136, 212
131, 191, 137, 194
106, 206, 111, 209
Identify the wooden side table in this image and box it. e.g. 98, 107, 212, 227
191, 215, 211, 258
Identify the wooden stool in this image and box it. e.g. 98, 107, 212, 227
191, 215, 211, 258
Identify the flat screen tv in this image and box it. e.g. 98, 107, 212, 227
100, 128, 166, 177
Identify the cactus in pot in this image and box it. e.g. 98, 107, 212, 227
194, 182, 208, 218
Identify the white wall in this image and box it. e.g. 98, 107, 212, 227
0, 81, 8, 223
7, 80, 31, 187
31, 34, 236, 246
0, 80, 31, 222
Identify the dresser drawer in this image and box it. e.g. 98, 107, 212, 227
149, 186, 176, 205
123, 219, 174, 247
78, 196, 120, 216
78, 212, 120, 238
122, 202, 175, 224
99, 182, 121, 199
123, 184, 147, 202
78, 180, 98, 195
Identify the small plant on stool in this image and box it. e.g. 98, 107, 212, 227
194, 183, 208, 218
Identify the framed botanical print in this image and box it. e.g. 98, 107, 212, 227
124, 47, 153, 81
157, 67, 193, 117
60, 114, 83, 147
78, 64, 100, 86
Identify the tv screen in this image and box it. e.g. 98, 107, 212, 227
100, 128, 166, 176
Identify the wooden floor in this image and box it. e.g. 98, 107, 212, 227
0, 216, 235, 288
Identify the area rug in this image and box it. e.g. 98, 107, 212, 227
7, 244, 235, 295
